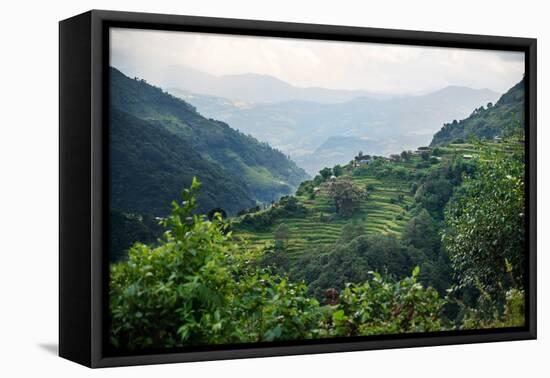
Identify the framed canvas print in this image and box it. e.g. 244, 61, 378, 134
59, 10, 537, 368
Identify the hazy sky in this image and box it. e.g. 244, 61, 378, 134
110, 28, 524, 95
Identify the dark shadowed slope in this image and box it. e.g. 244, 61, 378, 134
110, 108, 255, 216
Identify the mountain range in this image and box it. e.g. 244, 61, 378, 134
131, 64, 393, 104
170, 84, 499, 175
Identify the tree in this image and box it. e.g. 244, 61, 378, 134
327, 177, 365, 217
400, 150, 412, 161
410, 182, 419, 194
274, 223, 290, 249
432, 147, 443, 156
390, 154, 402, 162
333, 164, 344, 177
338, 222, 365, 244
402, 209, 440, 259
443, 149, 525, 301
414, 178, 453, 219
319, 167, 332, 180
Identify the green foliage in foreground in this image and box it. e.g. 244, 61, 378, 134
443, 147, 525, 301
327, 268, 444, 337
110, 179, 445, 351
453, 288, 525, 330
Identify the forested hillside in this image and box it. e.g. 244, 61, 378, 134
234, 144, 475, 297
110, 67, 309, 210
109, 67, 309, 260
110, 108, 255, 216
231, 135, 525, 317
430, 79, 524, 146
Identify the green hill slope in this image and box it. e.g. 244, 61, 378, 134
232, 139, 522, 298
234, 140, 522, 259
236, 173, 414, 258
430, 79, 524, 146
234, 153, 437, 260
110, 67, 309, 207
110, 108, 255, 216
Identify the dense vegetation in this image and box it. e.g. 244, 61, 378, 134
238, 148, 478, 299
109, 78, 527, 351
110, 108, 254, 216
231, 137, 525, 326
110, 179, 445, 350
431, 79, 524, 146
443, 142, 525, 327
110, 137, 526, 350
111, 67, 308, 208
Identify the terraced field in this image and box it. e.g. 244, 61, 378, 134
233, 140, 522, 261
234, 161, 418, 260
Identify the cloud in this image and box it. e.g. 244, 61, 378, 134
494, 50, 525, 62
110, 28, 525, 95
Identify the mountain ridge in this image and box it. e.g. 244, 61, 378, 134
110, 108, 255, 216
170, 84, 500, 174
430, 78, 524, 146
130, 64, 395, 104
110, 66, 309, 214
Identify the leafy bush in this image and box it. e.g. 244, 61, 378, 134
110, 178, 241, 349
443, 149, 525, 300
110, 179, 449, 351
324, 268, 445, 337
455, 288, 525, 330
232, 274, 323, 342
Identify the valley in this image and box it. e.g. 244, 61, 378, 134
170, 83, 500, 175
233, 140, 522, 261
107, 30, 529, 350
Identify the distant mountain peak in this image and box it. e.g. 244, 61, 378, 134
129, 64, 390, 104
434, 85, 497, 94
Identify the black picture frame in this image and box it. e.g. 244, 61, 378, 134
59, 9, 537, 368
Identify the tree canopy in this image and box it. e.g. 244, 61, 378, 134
443, 149, 525, 301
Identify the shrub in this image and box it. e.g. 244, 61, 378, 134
443, 149, 525, 300
324, 268, 445, 337
110, 178, 323, 350
110, 178, 449, 351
